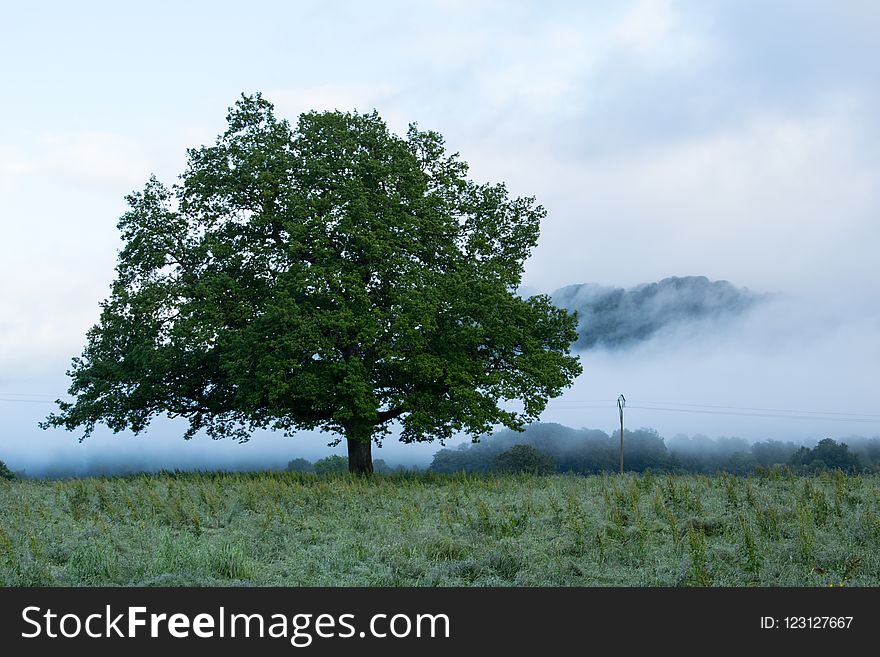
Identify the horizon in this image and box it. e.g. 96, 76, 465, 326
6, 417, 878, 480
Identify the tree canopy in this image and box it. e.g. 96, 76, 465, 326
492, 444, 556, 475
43, 94, 582, 473
790, 438, 862, 473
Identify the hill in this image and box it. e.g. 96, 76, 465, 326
551, 275, 763, 350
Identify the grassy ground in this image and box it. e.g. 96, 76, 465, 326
1, 470, 879, 586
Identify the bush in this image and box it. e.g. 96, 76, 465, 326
492, 444, 556, 475
313, 455, 349, 475
0, 460, 15, 481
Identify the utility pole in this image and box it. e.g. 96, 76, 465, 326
617, 394, 626, 474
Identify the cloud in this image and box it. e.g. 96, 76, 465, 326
611, 0, 704, 66
478, 103, 880, 298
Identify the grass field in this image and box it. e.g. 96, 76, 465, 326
2, 470, 879, 586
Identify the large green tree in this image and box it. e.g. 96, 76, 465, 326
43, 94, 582, 473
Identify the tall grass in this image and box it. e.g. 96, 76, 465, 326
1, 471, 879, 586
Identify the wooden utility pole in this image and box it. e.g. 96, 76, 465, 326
617, 394, 626, 474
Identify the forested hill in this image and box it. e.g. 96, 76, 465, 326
551, 276, 763, 350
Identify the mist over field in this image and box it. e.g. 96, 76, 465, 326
543, 284, 880, 441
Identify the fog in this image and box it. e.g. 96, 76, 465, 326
2, 279, 878, 478
540, 289, 880, 442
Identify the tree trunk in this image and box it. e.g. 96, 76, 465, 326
346, 433, 373, 474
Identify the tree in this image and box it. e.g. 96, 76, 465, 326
790, 438, 861, 473
371, 459, 392, 474
751, 439, 799, 467
42, 94, 582, 473
286, 457, 314, 473
493, 444, 556, 475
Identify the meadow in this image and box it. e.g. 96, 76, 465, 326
1, 470, 879, 586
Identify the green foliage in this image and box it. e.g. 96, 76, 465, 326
42, 93, 581, 473
687, 525, 711, 586
752, 440, 800, 467
313, 455, 349, 476
492, 444, 556, 475
0, 459, 15, 480
790, 439, 862, 473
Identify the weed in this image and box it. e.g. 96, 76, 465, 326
687, 525, 711, 586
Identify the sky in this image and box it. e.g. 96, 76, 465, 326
1, 0, 879, 474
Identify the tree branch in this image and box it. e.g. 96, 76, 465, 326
376, 406, 406, 424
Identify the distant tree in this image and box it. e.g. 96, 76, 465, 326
790, 439, 861, 472
313, 455, 349, 475
391, 463, 422, 474
751, 440, 800, 467
619, 428, 669, 472
0, 459, 15, 480
42, 93, 582, 474
286, 458, 314, 473
722, 451, 759, 475
667, 435, 752, 474
372, 459, 393, 474
429, 444, 492, 473
492, 444, 556, 475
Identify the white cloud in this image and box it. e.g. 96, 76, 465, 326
614, 0, 677, 56
470, 103, 880, 298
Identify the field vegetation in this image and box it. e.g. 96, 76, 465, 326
2, 470, 878, 586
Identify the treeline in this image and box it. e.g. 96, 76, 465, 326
428, 423, 879, 475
